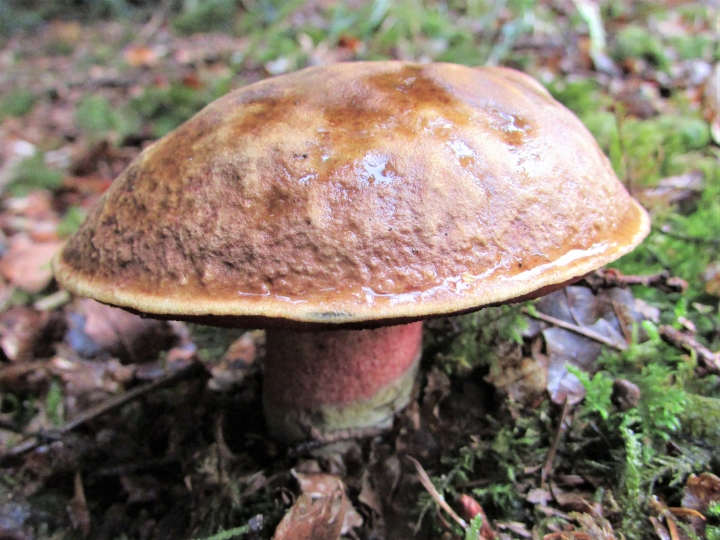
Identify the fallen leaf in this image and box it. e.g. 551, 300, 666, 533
567, 511, 617, 539
48, 355, 134, 418
703, 261, 720, 297
486, 355, 548, 405
526, 488, 553, 506
67, 471, 90, 537
66, 299, 174, 363
358, 471, 383, 515
272, 493, 342, 540
458, 494, 496, 539
0, 306, 45, 361
611, 379, 641, 411
123, 45, 160, 67
208, 332, 257, 391
292, 471, 363, 534
0, 360, 49, 394
638, 171, 704, 213
682, 472, 720, 514
0, 236, 63, 293
534, 287, 643, 404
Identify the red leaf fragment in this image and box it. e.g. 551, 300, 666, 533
272, 472, 362, 540
123, 45, 160, 67
458, 494, 496, 539
0, 237, 63, 293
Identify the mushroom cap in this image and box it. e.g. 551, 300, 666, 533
54, 62, 650, 329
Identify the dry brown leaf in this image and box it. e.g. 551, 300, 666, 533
292, 471, 363, 534
67, 471, 90, 537
703, 261, 720, 297
208, 332, 257, 391
637, 171, 704, 213
0, 360, 49, 395
123, 45, 160, 67
272, 491, 345, 540
358, 470, 383, 515
534, 287, 641, 404
458, 494, 496, 539
0, 306, 45, 361
486, 355, 548, 405
0, 236, 63, 293
68, 299, 174, 363
48, 355, 134, 419
526, 488, 553, 506
683, 472, 720, 515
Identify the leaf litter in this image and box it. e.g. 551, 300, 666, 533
0, 1, 719, 539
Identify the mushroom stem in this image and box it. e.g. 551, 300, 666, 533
263, 321, 423, 442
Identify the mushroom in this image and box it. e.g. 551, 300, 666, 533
53, 62, 650, 442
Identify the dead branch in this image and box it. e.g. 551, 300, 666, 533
522, 307, 627, 351
542, 398, 571, 486
660, 325, 720, 375
0, 361, 207, 463
583, 269, 688, 294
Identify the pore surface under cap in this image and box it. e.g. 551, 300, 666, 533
54, 62, 650, 326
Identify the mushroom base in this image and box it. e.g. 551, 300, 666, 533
263, 322, 423, 443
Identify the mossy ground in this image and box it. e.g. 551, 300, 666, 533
0, 1, 718, 539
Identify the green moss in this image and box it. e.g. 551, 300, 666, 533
172, 0, 238, 35
45, 379, 64, 427
0, 90, 37, 119
669, 34, 715, 61
678, 394, 720, 446
547, 78, 607, 117
188, 325, 246, 363
132, 78, 232, 138
56, 205, 87, 238
425, 305, 526, 374
9, 153, 64, 196
75, 95, 140, 141
613, 25, 669, 70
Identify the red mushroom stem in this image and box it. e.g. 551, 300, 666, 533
263, 321, 423, 442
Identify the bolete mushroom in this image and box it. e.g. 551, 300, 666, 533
53, 62, 650, 442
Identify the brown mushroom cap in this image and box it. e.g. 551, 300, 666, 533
54, 62, 650, 328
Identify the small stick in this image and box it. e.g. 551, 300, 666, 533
408, 456, 467, 529
659, 325, 720, 375
522, 308, 627, 351
136, 0, 173, 44
1, 361, 206, 462
542, 398, 571, 486
583, 269, 688, 294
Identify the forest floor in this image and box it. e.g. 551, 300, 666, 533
0, 1, 718, 539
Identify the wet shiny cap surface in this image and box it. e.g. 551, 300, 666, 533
54, 61, 650, 328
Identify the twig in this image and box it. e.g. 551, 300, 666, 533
583, 268, 688, 294
658, 226, 720, 247
659, 325, 720, 375
542, 398, 571, 486
33, 290, 71, 311
136, 0, 174, 44
522, 307, 627, 351
408, 456, 467, 529
1, 361, 207, 462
